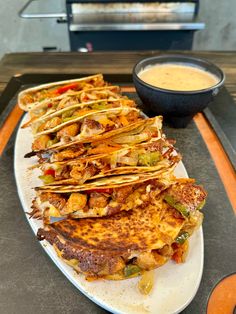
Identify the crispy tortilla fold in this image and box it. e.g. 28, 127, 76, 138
31, 107, 142, 151
18, 74, 106, 111
36, 138, 180, 185
37, 181, 206, 280
31, 167, 177, 221
26, 116, 163, 158
22, 86, 122, 128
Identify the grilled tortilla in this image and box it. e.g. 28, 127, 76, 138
37, 182, 206, 280
36, 138, 180, 185
31, 167, 177, 222
22, 86, 122, 128
31, 107, 142, 151
18, 74, 106, 111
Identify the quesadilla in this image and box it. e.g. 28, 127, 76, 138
37, 181, 206, 280
18, 74, 106, 111
30, 167, 177, 222
27, 98, 136, 133
22, 86, 122, 127
36, 138, 180, 185
31, 107, 142, 151
26, 116, 163, 160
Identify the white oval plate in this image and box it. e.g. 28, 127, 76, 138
14, 113, 204, 314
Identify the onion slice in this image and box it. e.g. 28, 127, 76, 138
138, 270, 155, 295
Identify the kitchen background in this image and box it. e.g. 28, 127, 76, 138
0, 0, 235, 59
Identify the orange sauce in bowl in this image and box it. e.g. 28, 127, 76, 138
138, 64, 219, 91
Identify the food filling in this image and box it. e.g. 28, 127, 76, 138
32, 109, 142, 150
20, 75, 106, 106
31, 178, 174, 221
32, 99, 136, 134
28, 86, 122, 119
27, 117, 163, 162
37, 183, 205, 280
38, 140, 178, 185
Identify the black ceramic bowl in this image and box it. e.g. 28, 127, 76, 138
133, 55, 225, 128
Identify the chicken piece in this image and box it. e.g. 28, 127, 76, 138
136, 251, 167, 270
52, 145, 85, 162
113, 186, 133, 203
157, 244, 174, 258
69, 165, 84, 180
88, 192, 109, 208
44, 117, 62, 131
62, 193, 87, 215
82, 165, 98, 182
57, 123, 80, 139
32, 134, 51, 150
70, 164, 97, 183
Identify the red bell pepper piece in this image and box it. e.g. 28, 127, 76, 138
44, 169, 55, 177
56, 83, 78, 94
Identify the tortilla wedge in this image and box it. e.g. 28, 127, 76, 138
26, 116, 163, 159
27, 98, 136, 133
36, 138, 180, 185
31, 107, 142, 151
31, 167, 177, 222
35, 166, 176, 193
22, 86, 122, 128
18, 74, 106, 111
37, 181, 206, 280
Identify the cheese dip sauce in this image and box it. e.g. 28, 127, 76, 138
138, 64, 219, 91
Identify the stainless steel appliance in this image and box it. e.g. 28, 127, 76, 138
19, 0, 204, 51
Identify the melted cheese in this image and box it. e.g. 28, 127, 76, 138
139, 64, 219, 91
